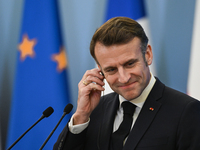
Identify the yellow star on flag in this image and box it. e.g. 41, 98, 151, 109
18, 34, 37, 61
52, 47, 68, 72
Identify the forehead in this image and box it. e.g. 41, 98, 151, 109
95, 37, 143, 66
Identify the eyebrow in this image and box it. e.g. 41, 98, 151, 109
123, 58, 139, 66
103, 58, 139, 71
103, 66, 115, 72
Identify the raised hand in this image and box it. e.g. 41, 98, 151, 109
73, 68, 105, 125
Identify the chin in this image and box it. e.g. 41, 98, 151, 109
126, 96, 138, 101
121, 90, 142, 101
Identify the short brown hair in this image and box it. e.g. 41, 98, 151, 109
90, 17, 148, 63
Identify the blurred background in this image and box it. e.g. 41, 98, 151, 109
0, 0, 199, 149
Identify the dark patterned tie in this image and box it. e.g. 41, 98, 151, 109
111, 101, 136, 150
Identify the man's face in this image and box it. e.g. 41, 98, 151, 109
95, 37, 153, 101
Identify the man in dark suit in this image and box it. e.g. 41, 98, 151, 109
54, 17, 200, 150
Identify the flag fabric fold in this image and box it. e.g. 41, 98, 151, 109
7, 1, 71, 149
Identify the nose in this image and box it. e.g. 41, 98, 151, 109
118, 68, 131, 84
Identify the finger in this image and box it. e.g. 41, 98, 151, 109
82, 80, 90, 86
78, 82, 104, 99
88, 82, 105, 91
81, 69, 104, 87
85, 76, 105, 86
83, 68, 104, 81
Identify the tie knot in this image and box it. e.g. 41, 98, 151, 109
122, 101, 136, 116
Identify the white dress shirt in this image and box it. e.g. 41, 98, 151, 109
69, 74, 156, 134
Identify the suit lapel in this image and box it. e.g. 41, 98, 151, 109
98, 93, 119, 150
123, 78, 164, 150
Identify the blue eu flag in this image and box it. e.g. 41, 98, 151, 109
6, 1, 71, 149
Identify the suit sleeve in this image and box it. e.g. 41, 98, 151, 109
176, 100, 200, 149
53, 123, 87, 150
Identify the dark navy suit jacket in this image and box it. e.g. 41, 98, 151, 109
54, 78, 200, 150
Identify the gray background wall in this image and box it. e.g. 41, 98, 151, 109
0, 0, 196, 149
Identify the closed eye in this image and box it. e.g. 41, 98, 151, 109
124, 59, 138, 68
104, 67, 117, 75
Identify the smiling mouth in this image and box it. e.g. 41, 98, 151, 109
118, 81, 137, 88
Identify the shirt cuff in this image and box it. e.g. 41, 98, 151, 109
68, 114, 90, 134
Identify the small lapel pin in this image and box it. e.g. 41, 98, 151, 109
149, 107, 154, 111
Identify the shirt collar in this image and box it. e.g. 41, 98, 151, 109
119, 73, 156, 108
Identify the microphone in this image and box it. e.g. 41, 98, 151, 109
39, 103, 73, 150
7, 107, 54, 150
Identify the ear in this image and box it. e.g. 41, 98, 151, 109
145, 45, 153, 65
97, 64, 105, 77
97, 64, 101, 70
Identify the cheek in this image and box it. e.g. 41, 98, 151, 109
105, 75, 117, 85
128, 68, 143, 79
133, 64, 148, 76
